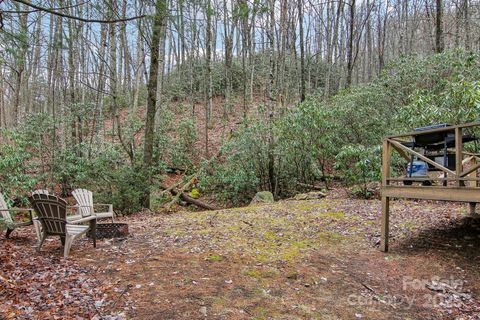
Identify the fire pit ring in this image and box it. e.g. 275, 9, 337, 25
87, 223, 129, 239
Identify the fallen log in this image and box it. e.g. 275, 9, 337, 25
169, 188, 219, 211
166, 174, 198, 208
159, 177, 186, 197
163, 149, 224, 210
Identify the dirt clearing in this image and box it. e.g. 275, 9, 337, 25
2, 193, 480, 319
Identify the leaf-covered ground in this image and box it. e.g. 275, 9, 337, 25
2, 190, 480, 319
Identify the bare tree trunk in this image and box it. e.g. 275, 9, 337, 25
297, 0, 306, 102
133, 18, 145, 111
223, 0, 234, 121
267, 0, 276, 195
248, 3, 257, 103
142, 0, 168, 208
155, 19, 167, 123
108, 0, 118, 137
120, 0, 131, 93
377, 0, 388, 73
205, 0, 213, 157
366, 0, 373, 81
464, 0, 470, 50
240, 0, 248, 120
0, 74, 5, 128
12, 7, 28, 127
325, 0, 343, 97
67, 3, 78, 151
346, 0, 356, 87
92, 24, 108, 145
455, 1, 461, 47
435, 0, 444, 53
28, 13, 43, 114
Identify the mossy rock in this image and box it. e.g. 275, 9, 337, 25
190, 188, 200, 199
250, 191, 274, 205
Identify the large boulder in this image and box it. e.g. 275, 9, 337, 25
250, 191, 274, 205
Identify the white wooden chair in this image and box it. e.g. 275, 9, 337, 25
72, 189, 114, 222
30, 193, 97, 257
0, 192, 34, 238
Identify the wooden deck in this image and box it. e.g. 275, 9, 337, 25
381, 122, 480, 252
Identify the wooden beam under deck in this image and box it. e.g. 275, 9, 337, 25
382, 186, 480, 203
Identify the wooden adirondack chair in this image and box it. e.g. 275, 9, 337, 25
32, 189, 49, 241
72, 189, 114, 222
32, 190, 90, 243
0, 192, 34, 238
30, 193, 97, 257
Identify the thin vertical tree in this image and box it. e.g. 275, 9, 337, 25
142, 0, 168, 208
297, 0, 306, 102
346, 0, 356, 87
205, 0, 213, 157
435, 0, 444, 53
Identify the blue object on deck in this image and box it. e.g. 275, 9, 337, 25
407, 161, 428, 177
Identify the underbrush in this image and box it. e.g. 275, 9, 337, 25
0, 106, 198, 214
202, 50, 480, 204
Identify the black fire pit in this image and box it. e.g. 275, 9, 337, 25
87, 223, 129, 239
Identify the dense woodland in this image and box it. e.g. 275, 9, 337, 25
1, 0, 480, 211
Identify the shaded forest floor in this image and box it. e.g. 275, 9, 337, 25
2, 190, 480, 319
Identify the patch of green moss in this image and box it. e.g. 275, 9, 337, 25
318, 211, 345, 219
163, 228, 187, 237
244, 267, 280, 279
226, 224, 242, 231
347, 225, 360, 233
209, 296, 228, 309
244, 269, 262, 278
190, 188, 200, 199
284, 201, 329, 213
281, 246, 301, 261
196, 228, 213, 235
280, 240, 313, 262
252, 306, 269, 320
206, 253, 224, 262
292, 240, 311, 249
263, 230, 279, 241
329, 232, 344, 241
400, 221, 416, 231
254, 247, 277, 263
316, 231, 344, 243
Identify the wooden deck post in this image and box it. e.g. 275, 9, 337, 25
468, 156, 478, 217
380, 139, 392, 252
380, 196, 390, 252
455, 127, 463, 187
